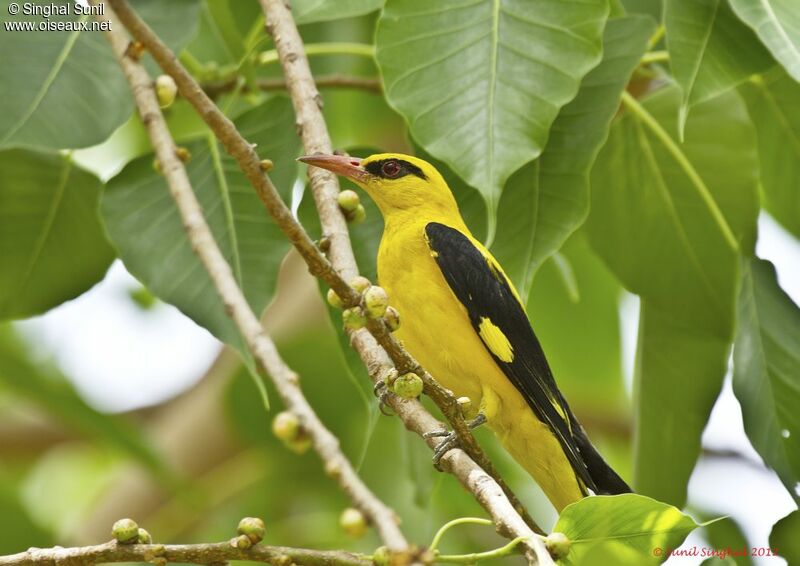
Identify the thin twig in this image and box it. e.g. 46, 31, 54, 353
99, 3, 409, 555
106, 1, 551, 562
0, 540, 371, 566
202, 74, 383, 98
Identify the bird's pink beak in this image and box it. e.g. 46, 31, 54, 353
297, 154, 369, 183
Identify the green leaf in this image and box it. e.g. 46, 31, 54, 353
770, 510, 800, 565
739, 69, 800, 240
204, 0, 250, 62
186, 0, 262, 67
102, 97, 298, 353
665, 0, 773, 134
135, 0, 203, 54
554, 493, 700, 565
729, 0, 800, 82
291, 0, 384, 24
0, 324, 169, 480
0, 0, 124, 149
491, 15, 655, 296
586, 86, 759, 505
0, 0, 200, 150
0, 149, 114, 320
528, 233, 626, 411
633, 304, 732, 505
620, 0, 663, 21
376, 0, 609, 223
733, 258, 800, 504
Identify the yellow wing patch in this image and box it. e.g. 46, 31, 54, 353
478, 317, 514, 363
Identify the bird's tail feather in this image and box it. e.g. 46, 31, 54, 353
572, 421, 632, 495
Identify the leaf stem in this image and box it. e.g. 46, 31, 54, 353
430, 518, 494, 552
619, 91, 739, 251
202, 75, 382, 98
436, 536, 530, 563
648, 24, 665, 49
258, 42, 376, 65
640, 50, 669, 65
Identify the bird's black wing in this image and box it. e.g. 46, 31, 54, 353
425, 222, 630, 495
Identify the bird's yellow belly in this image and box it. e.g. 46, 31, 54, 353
377, 226, 584, 511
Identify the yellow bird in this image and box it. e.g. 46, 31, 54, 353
299, 152, 630, 511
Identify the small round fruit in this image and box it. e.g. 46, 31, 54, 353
272, 411, 301, 443
384, 306, 401, 332
175, 146, 191, 163
155, 75, 177, 108
363, 286, 389, 318
286, 435, 312, 455
372, 546, 391, 566
343, 306, 367, 330
237, 517, 266, 544
545, 532, 571, 560
326, 288, 344, 309
392, 373, 423, 399
137, 528, 152, 544
339, 507, 367, 538
349, 276, 371, 293
347, 204, 367, 224
337, 190, 360, 213
232, 534, 252, 549
112, 518, 139, 544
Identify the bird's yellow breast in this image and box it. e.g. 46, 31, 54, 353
378, 217, 486, 405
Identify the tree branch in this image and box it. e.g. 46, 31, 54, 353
105, 1, 552, 562
0, 540, 371, 566
98, 3, 409, 554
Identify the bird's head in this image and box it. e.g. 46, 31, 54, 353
298, 152, 459, 220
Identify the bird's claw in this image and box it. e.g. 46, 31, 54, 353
373, 381, 394, 416
424, 414, 487, 471
423, 429, 451, 439
430, 430, 460, 470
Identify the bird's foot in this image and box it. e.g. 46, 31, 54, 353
423, 414, 486, 470
373, 380, 394, 416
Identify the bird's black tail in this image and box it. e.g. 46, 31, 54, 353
570, 417, 632, 495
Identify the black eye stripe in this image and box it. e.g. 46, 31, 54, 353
364, 159, 427, 181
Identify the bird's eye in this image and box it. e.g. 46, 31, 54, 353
381, 160, 402, 178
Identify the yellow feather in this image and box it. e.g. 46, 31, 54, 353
478, 317, 514, 363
